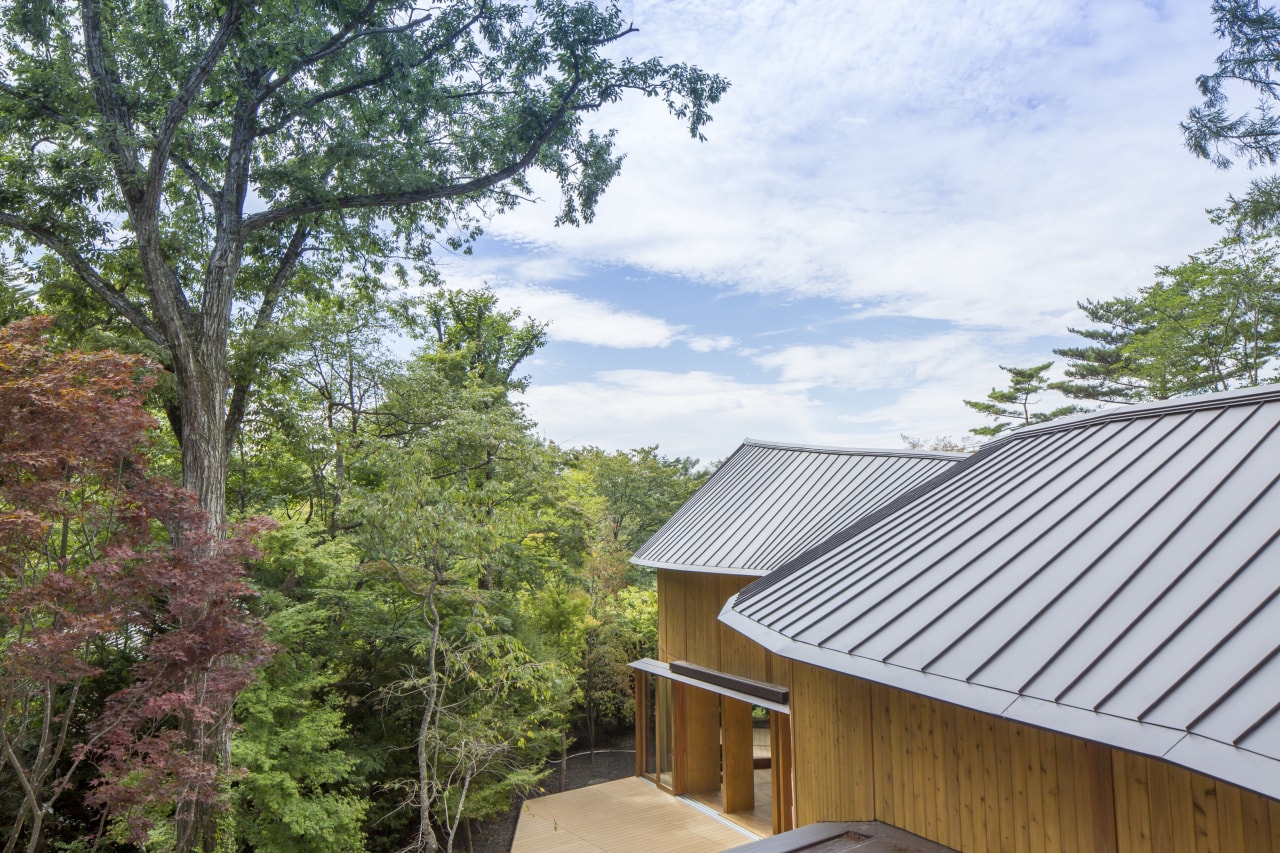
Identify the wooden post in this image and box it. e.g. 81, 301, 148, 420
677, 684, 721, 794
772, 710, 795, 834
634, 671, 647, 777
723, 698, 755, 813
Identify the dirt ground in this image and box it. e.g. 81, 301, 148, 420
468, 732, 638, 853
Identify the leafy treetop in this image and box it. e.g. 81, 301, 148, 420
963, 362, 1086, 437
0, 0, 728, 530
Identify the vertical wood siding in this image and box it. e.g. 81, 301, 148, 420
654, 569, 1280, 852
789, 661, 876, 825
786, 668, 1279, 853
658, 569, 786, 682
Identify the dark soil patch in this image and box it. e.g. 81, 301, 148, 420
467, 732, 637, 853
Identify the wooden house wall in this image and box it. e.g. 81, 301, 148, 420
657, 569, 788, 684
789, 661, 1280, 853
656, 569, 1280, 853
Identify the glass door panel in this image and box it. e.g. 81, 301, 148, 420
656, 676, 674, 790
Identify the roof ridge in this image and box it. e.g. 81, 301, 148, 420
742, 437, 967, 460
987, 383, 1280, 446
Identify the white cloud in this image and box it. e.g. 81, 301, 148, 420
490, 283, 681, 348
520, 367, 999, 462
488, 282, 741, 353
686, 334, 737, 352
477, 1, 1248, 335
521, 370, 828, 461
753, 334, 997, 391
434, 2, 1258, 454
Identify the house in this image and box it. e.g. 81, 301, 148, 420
633, 388, 1280, 852
628, 440, 962, 837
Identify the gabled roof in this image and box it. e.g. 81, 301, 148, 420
722, 385, 1280, 800
631, 440, 961, 576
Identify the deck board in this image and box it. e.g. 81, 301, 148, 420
513, 777, 757, 853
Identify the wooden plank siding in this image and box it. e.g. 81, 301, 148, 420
658, 569, 788, 682
654, 568, 1280, 853
788, 660, 876, 825
787, 673, 1277, 853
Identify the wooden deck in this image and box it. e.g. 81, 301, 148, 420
689, 768, 774, 837
512, 777, 758, 853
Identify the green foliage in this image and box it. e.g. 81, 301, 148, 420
232, 604, 369, 853
1052, 230, 1280, 402
523, 584, 597, 666
0, 279, 686, 852
1183, 1, 1280, 226
423, 286, 548, 391
1185, 0, 1280, 171
0, 0, 730, 576
229, 279, 413, 525
572, 446, 708, 557
964, 363, 1087, 437
348, 347, 578, 850
581, 587, 657, 734
0, 257, 33, 324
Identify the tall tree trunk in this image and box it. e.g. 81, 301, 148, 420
170, 342, 231, 853
175, 348, 230, 533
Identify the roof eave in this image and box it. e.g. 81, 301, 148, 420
718, 596, 1280, 802
628, 557, 766, 575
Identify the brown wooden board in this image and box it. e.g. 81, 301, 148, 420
723, 697, 756, 813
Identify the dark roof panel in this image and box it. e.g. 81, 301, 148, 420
631, 440, 961, 575
723, 385, 1280, 800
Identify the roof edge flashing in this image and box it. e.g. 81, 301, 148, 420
982, 384, 1280, 448
719, 596, 1280, 803
627, 558, 767, 575
741, 437, 968, 460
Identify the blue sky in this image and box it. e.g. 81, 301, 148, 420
433, 1, 1258, 464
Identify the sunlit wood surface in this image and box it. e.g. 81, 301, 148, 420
689, 768, 774, 837
512, 777, 756, 853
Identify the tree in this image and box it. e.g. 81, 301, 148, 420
899, 434, 975, 453
424, 286, 548, 391
963, 362, 1085, 437
579, 585, 656, 752
576, 447, 707, 554
1184, 0, 1280, 224
0, 258, 32, 326
353, 384, 570, 853
1050, 297, 1155, 403
0, 0, 728, 535
1052, 232, 1280, 403
242, 281, 415, 530
231, 596, 370, 853
1184, 0, 1280, 169
0, 318, 268, 852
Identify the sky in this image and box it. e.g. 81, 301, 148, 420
433, 0, 1259, 465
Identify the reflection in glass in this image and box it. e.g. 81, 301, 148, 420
657, 677, 674, 790
644, 673, 657, 777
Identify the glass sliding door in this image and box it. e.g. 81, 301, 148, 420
656, 676, 675, 790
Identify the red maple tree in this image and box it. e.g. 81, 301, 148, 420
0, 318, 271, 851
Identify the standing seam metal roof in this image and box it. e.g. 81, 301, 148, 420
722, 385, 1280, 800
630, 440, 962, 575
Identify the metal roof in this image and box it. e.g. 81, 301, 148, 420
722, 385, 1280, 800
631, 440, 962, 575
